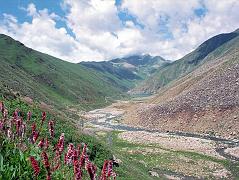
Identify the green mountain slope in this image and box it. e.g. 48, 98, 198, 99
80, 54, 170, 88
0, 34, 127, 110
133, 29, 239, 93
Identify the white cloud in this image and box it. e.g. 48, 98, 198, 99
121, 0, 239, 59
0, 3, 104, 63
0, 1, 238, 62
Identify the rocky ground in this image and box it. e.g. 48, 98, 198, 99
81, 98, 239, 179
123, 50, 239, 139
118, 131, 223, 159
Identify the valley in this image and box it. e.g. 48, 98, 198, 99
0, 28, 239, 179
1, 1, 239, 179
81, 99, 239, 179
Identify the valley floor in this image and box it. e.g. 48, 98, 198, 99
80, 100, 239, 179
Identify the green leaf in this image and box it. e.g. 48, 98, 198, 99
19, 150, 24, 161
0, 153, 3, 171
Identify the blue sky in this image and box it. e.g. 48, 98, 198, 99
0, 0, 238, 63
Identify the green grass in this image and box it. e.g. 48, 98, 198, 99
0, 97, 113, 179
96, 130, 239, 179
0, 34, 134, 111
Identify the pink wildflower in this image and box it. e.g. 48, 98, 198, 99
33, 131, 39, 143
65, 143, 74, 165
29, 156, 40, 176
79, 144, 87, 167
41, 151, 51, 179
74, 160, 82, 180
85, 155, 96, 180
41, 112, 46, 126
31, 123, 36, 133
38, 138, 45, 148
45, 137, 49, 149
52, 150, 61, 172
100, 160, 108, 180
27, 111, 32, 122
16, 118, 22, 136
0, 120, 3, 129
3, 109, 8, 119
48, 120, 54, 138
56, 133, 64, 154
0, 101, 3, 113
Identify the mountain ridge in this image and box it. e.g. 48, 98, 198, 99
123, 29, 239, 138
0, 34, 129, 110
132, 30, 239, 94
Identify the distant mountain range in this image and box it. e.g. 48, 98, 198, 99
80, 54, 170, 84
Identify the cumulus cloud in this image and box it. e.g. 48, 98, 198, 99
0, 3, 104, 62
0, 0, 238, 62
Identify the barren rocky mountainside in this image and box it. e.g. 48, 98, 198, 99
124, 30, 239, 139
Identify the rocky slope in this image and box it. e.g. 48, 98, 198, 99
124, 30, 239, 138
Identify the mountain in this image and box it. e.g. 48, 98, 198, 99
124, 29, 239, 138
132, 30, 239, 94
0, 34, 129, 110
80, 54, 170, 88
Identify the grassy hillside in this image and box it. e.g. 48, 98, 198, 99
0, 96, 115, 179
0, 34, 128, 110
80, 61, 141, 91
133, 29, 239, 93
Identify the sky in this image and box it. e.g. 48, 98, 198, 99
0, 0, 238, 63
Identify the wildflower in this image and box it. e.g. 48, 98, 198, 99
29, 156, 40, 177
65, 143, 74, 165
38, 138, 45, 148
33, 131, 39, 143
3, 109, 8, 119
74, 160, 82, 180
27, 111, 32, 122
52, 150, 61, 172
79, 144, 87, 167
21, 123, 26, 138
41, 112, 46, 126
100, 160, 108, 180
47, 175, 51, 180
16, 118, 22, 136
77, 144, 81, 158
107, 160, 113, 177
13, 110, 19, 120
31, 123, 36, 133
72, 149, 78, 163
31, 123, 39, 143
0, 120, 3, 129
45, 137, 49, 149
41, 151, 51, 179
0, 101, 3, 113
56, 133, 64, 154
48, 120, 54, 138
85, 155, 96, 180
